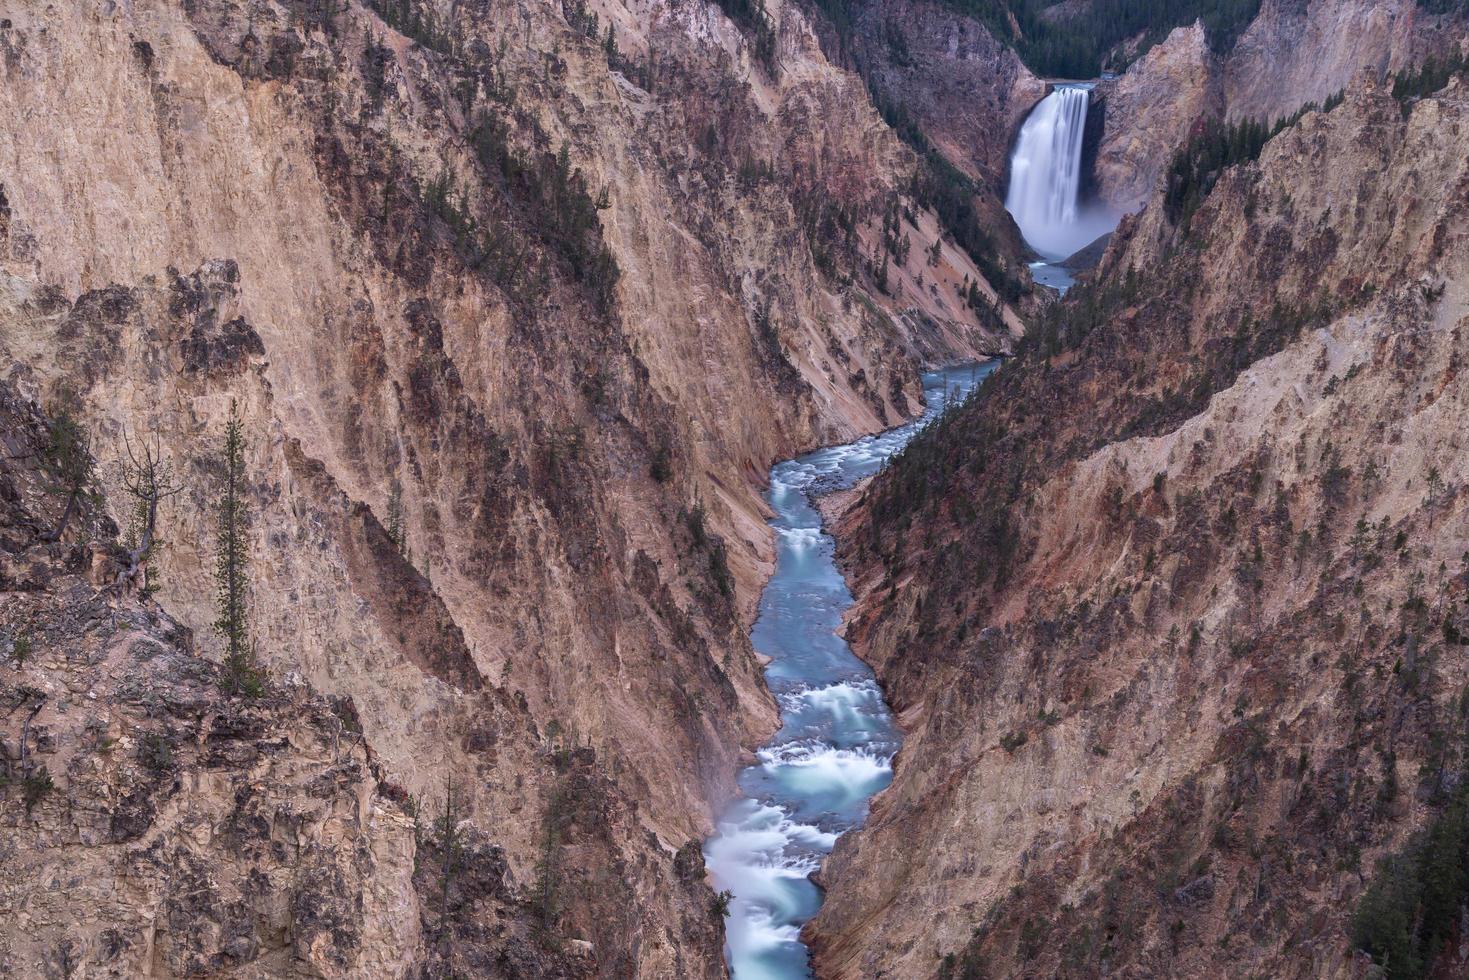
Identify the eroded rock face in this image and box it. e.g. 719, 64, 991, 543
830, 0, 1045, 182
805, 0, 1045, 273
0, 380, 714, 978
2, 584, 424, 979
1094, 24, 1222, 215
1093, 0, 1463, 217
0, 0, 1013, 974
810, 81, 1469, 978
1225, 0, 1424, 124
0, 383, 415, 978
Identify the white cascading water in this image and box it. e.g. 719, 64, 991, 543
1005, 84, 1116, 263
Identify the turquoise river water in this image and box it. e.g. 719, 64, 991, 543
704, 360, 999, 978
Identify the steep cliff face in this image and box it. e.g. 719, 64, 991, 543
0, 382, 723, 978
1225, 0, 1425, 124
811, 76, 1469, 978
0, 0, 1013, 974
1093, 0, 1464, 217
1093, 24, 1221, 215
819, 0, 1044, 183
802, 0, 1046, 283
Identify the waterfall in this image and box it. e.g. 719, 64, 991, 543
1005, 84, 1114, 262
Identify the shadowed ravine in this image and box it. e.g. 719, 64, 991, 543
705, 362, 999, 978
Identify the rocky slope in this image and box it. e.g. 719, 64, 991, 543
0, 381, 727, 978
0, 0, 1019, 974
1092, 23, 1222, 215
810, 73, 1469, 978
811, 0, 1044, 183
804, 0, 1047, 276
1093, 0, 1465, 215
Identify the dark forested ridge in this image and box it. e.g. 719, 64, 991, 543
810, 0, 1263, 78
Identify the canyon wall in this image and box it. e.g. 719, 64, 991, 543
811, 74, 1469, 978
1093, 0, 1465, 216
1225, 0, 1425, 125
1092, 23, 1221, 215
1, 381, 676, 978
805, 0, 1046, 272
820, 0, 1045, 182
0, 0, 1017, 974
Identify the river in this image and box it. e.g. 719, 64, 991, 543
704, 360, 1000, 979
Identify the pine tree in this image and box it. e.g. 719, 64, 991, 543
39, 402, 98, 542
385, 478, 410, 560
215, 400, 260, 696
386, 479, 405, 552
535, 782, 567, 932
1349, 517, 1371, 565
436, 772, 463, 948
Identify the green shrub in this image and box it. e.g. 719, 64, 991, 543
21, 767, 53, 811
710, 889, 734, 918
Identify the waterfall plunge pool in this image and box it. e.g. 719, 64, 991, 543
705, 361, 999, 979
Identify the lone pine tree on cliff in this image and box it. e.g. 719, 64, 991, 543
39, 400, 98, 543
216, 399, 261, 696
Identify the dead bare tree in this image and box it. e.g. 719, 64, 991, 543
115, 429, 182, 592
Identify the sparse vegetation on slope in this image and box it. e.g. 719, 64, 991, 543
1163, 91, 1343, 228
712, 0, 779, 69
1392, 47, 1469, 105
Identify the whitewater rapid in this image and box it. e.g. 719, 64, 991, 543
705, 362, 998, 979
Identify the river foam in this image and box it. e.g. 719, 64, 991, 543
705, 361, 999, 978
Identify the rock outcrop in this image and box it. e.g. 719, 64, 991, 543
1225, 0, 1425, 125
810, 76, 1469, 978
1093, 24, 1221, 215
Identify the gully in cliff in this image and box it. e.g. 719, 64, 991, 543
704, 362, 997, 979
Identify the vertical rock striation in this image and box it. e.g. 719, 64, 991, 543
1093, 0, 1465, 218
